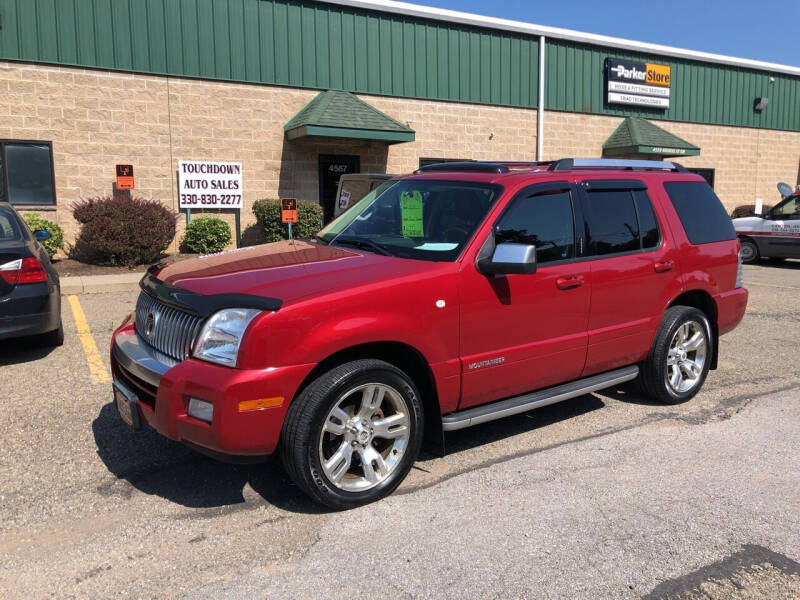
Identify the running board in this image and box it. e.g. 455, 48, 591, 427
441, 365, 639, 432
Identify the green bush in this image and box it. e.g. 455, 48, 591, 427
182, 216, 232, 254
23, 213, 64, 258
252, 199, 324, 243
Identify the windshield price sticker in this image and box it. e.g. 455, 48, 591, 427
400, 190, 424, 237
179, 160, 243, 209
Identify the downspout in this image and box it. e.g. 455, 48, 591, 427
537, 35, 546, 161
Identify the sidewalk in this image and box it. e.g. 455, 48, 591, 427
60, 272, 143, 295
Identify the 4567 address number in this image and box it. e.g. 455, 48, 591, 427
180, 194, 242, 206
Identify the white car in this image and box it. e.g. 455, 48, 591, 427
734, 193, 800, 263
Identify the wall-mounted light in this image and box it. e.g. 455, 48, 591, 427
754, 97, 769, 111
489, 130, 495, 140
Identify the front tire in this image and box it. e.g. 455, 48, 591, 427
280, 359, 424, 509
638, 306, 712, 405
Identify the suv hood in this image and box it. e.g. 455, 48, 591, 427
150, 240, 439, 305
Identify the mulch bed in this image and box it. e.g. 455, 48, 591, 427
52, 253, 198, 278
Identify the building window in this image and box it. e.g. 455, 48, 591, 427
0, 141, 57, 206
686, 168, 715, 188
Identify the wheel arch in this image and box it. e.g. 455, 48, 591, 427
291, 341, 445, 455
668, 289, 719, 370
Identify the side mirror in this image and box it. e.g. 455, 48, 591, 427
477, 242, 537, 275
34, 229, 52, 241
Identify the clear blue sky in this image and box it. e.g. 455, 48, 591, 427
412, 0, 799, 66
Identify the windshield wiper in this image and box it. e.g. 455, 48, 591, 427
313, 235, 330, 245
332, 237, 395, 257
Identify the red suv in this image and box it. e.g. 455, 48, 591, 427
110, 158, 748, 508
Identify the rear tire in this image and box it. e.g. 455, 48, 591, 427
638, 306, 712, 405
280, 359, 424, 510
739, 238, 759, 264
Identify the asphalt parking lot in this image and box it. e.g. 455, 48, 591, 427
1, 261, 799, 600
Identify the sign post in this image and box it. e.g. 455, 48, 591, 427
281, 198, 298, 240
178, 160, 243, 246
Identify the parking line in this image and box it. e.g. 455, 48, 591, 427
746, 281, 799, 291
67, 295, 111, 384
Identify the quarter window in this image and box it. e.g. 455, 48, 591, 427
664, 181, 735, 245
0, 142, 56, 206
494, 190, 575, 264
634, 190, 661, 249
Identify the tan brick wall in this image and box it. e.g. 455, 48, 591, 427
0, 61, 538, 249
2, 59, 798, 252
544, 111, 800, 210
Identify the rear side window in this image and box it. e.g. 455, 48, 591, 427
583, 188, 661, 255
664, 181, 735, 244
494, 190, 575, 264
0, 208, 22, 241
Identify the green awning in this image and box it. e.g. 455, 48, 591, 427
284, 90, 415, 144
602, 117, 700, 158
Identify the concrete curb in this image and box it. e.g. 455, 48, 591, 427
60, 272, 143, 295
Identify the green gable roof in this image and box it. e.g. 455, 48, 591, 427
602, 117, 700, 157
285, 91, 415, 144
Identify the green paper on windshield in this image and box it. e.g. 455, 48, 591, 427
400, 190, 424, 237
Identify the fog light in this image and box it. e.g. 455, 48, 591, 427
187, 398, 213, 423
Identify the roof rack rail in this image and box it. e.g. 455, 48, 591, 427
416, 161, 510, 174
415, 160, 555, 174
548, 158, 687, 172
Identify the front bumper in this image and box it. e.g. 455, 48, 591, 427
110, 324, 315, 457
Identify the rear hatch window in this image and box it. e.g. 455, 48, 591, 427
664, 181, 735, 245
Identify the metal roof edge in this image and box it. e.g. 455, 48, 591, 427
321, 0, 800, 77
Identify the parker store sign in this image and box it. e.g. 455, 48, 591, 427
606, 58, 671, 109
178, 160, 243, 209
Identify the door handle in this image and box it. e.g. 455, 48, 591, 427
556, 275, 585, 290
654, 260, 675, 273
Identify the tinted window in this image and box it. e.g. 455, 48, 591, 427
586, 190, 640, 255
495, 190, 575, 263
634, 190, 661, 249
4, 143, 56, 206
0, 208, 22, 241
664, 181, 735, 244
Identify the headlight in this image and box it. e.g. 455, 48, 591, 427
193, 308, 261, 367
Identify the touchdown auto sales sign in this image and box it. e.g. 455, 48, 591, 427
178, 160, 243, 209
605, 58, 671, 109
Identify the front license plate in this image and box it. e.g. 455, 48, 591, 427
113, 380, 141, 431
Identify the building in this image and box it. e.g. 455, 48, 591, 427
0, 0, 798, 245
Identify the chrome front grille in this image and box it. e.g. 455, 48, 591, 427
134, 291, 204, 362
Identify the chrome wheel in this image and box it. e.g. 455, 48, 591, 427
318, 383, 411, 492
666, 321, 707, 394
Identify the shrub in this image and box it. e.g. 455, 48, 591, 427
182, 216, 232, 254
731, 204, 773, 219
23, 213, 64, 258
252, 199, 324, 243
70, 196, 177, 266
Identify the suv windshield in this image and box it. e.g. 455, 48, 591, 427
317, 179, 502, 261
